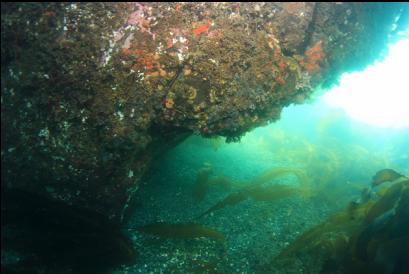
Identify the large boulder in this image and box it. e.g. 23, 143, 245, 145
1, 3, 407, 221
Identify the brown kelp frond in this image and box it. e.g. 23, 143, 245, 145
275, 180, 390, 261
250, 167, 306, 187
198, 184, 303, 218
371, 168, 406, 187
136, 222, 225, 243
196, 166, 306, 218
247, 184, 299, 202
193, 173, 243, 203
193, 166, 306, 203
197, 191, 249, 218
364, 180, 406, 224
193, 166, 214, 201
275, 210, 364, 261
347, 199, 376, 221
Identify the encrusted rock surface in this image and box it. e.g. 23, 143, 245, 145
1, 2, 407, 220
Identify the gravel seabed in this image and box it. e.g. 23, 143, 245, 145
113, 172, 336, 274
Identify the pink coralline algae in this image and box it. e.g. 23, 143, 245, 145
127, 5, 156, 40
207, 29, 220, 39
127, 11, 145, 26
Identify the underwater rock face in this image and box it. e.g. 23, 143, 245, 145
1, 3, 407, 220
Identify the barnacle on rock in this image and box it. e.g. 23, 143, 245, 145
165, 98, 174, 109
187, 86, 197, 101
209, 88, 217, 103
184, 68, 192, 76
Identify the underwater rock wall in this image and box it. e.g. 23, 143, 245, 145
1, 3, 407, 220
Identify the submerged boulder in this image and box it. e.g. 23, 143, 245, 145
1, 3, 408, 220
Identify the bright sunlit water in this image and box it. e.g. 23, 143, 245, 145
322, 38, 409, 129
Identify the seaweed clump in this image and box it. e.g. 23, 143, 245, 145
197, 191, 249, 219
266, 171, 409, 274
